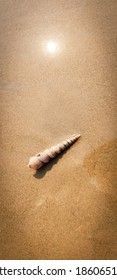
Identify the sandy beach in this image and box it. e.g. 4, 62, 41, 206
0, 0, 117, 259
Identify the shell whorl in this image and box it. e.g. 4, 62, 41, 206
28, 134, 80, 170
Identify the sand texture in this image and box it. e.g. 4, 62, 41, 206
0, 0, 117, 259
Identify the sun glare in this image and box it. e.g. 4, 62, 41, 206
47, 41, 57, 53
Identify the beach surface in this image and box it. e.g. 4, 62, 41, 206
0, 0, 117, 259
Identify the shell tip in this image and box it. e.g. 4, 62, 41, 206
73, 133, 81, 139
77, 134, 81, 138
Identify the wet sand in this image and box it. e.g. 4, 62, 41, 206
0, 0, 117, 259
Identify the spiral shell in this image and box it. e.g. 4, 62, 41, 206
27, 134, 80, 170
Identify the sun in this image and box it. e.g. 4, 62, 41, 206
47, 41, 57, 53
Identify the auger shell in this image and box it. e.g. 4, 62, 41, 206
27, 134, 80, 170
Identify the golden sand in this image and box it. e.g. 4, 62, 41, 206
0, 0, 117, 259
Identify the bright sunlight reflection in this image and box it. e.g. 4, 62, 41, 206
47, 41, 58, 53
